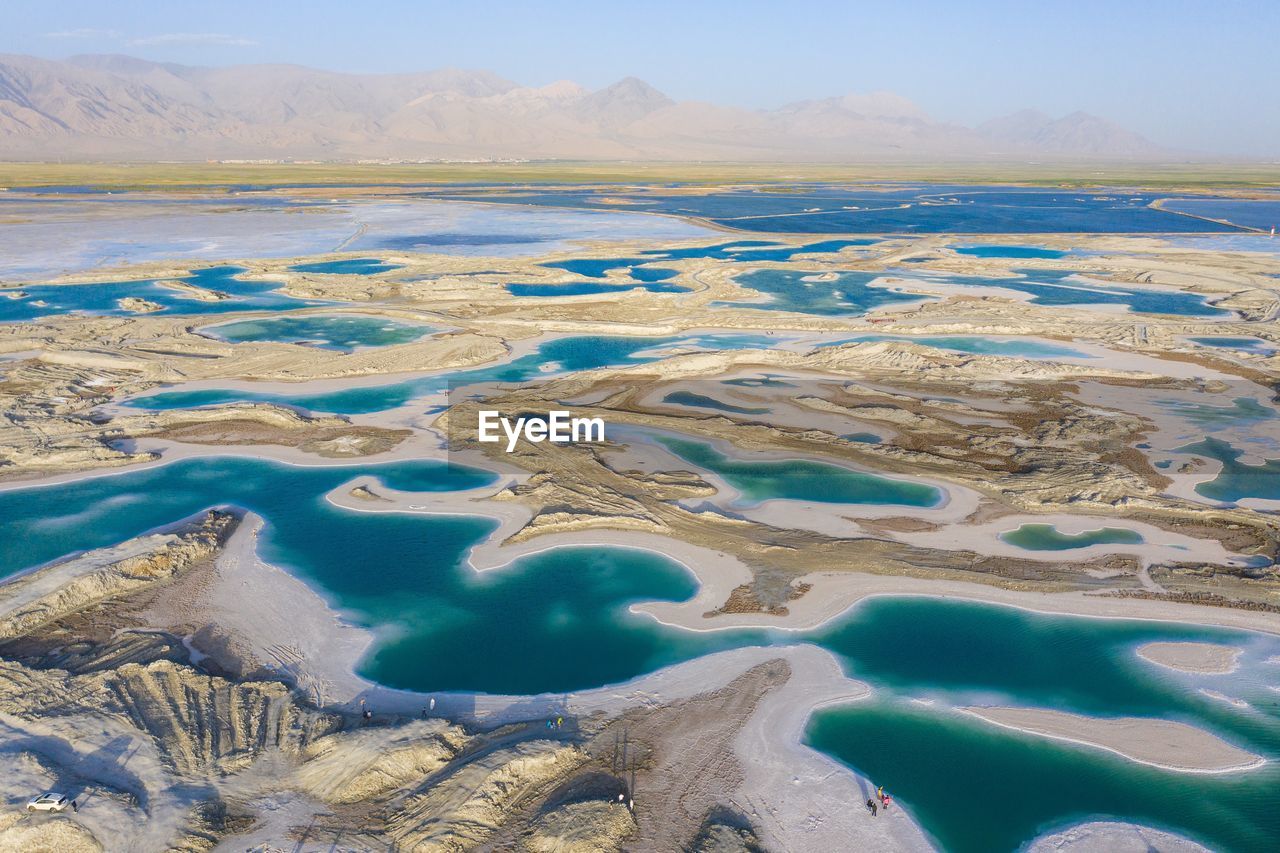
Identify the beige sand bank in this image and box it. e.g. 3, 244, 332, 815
1027, 821, 1211, 852
1137, 641, 1244, 674
961, 707, 1264, 773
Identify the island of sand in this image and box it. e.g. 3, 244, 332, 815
1137, 641, 1244, 674
962, 707, 1264, 773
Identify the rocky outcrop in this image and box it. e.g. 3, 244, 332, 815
96, 660, 340, 775
386, 742, 591, 850
294, 720, 469, 804
0, 511, 236, 640
0, 812, 103, 853
527, 800, 636, 852
111, 403, 413, 458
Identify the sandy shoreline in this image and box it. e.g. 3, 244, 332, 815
641, 567, 1280, 637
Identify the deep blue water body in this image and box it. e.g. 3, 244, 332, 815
289, 258, 404, 275
639, 238, 881, 262
952, 244, 1069, 259
123, 332, 781, 414
654, 435, 942, 507
1159, 198, 1280, 231
930, 269, 1230, 317
438, 185, 1251, 234
0, 265, 334, 323
506, 280, 689, 297
540, 258, 675, 279
1189, 336, 1277, 355
532, 239, 880, 288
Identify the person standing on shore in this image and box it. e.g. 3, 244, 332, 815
866, 798, 877, 816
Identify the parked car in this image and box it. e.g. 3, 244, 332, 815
25, 793, 72, 813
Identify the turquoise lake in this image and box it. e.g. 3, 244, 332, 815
804, 601, 1280, 853
1190, 336, 1276, 355
952, 245, 1069, 259
2, 458, 1278, 850
1000, 523, 1144, 551
654, 435, 941, 507
506, 279, 689, 297
540, 258, 679, 280
0, 265, 332, 323
808, 700, 1279, 853
204, 314, 436, 351
1179, 438, 1280, 502
932, 269, 1230, 317
0, 457, 745, 694
726, 269, 933, 316
123, 332, 780, 414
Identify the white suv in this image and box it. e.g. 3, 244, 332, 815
25, 793, 72, 813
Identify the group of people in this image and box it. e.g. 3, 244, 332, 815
545, 714, 565, 729
865, 785, 893, 817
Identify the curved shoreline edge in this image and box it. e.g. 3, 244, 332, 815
192, 513, 1252, 851
958, 707, 1265, 775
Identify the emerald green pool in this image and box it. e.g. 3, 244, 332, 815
654, 435, 942, 507
1000, 523, 1144, 551
1179, 437, 1280, 503
204, 314, 435, 352
0, 457, 752, 694
805, 600, 1280, 852
807, 700, 1280, 853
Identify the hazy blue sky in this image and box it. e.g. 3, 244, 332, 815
7, 0, 1278, 155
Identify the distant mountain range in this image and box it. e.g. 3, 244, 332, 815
0, 53, 1178, 161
